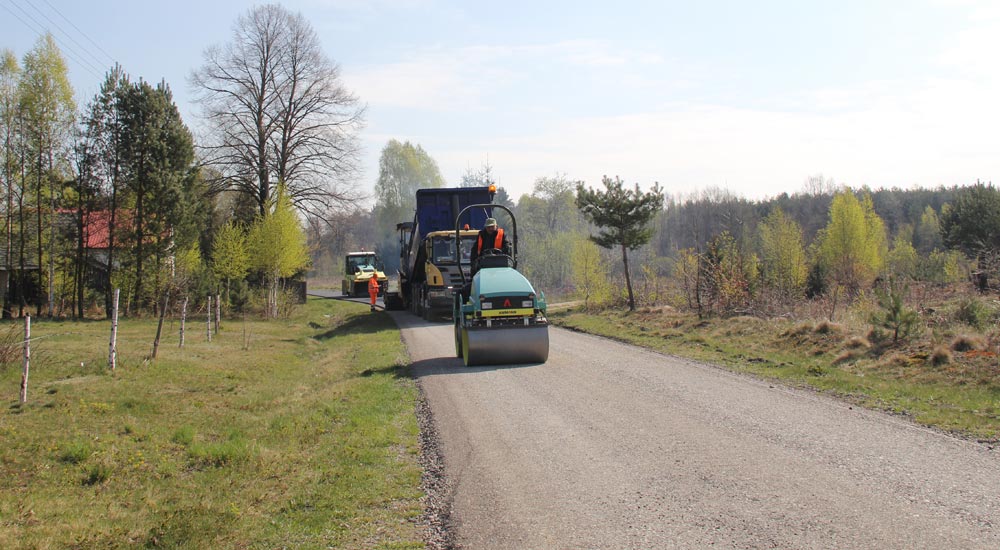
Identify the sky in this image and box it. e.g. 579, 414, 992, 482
4, 0, 1000, 205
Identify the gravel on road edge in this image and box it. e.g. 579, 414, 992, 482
415, 387, 455, 550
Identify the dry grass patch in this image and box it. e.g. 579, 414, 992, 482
951, 334, 985, 352
844, 336, 871, 350
930, 346, 953, 366
814, 320, 846, 336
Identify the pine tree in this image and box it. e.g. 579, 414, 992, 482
575, 176, 663, 311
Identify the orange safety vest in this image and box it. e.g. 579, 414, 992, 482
476, 228, 504, 254
368, 276, 380, 294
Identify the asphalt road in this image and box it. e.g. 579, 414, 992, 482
388, 310, 1000, 549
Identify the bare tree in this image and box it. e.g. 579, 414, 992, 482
191, 4, 364, 219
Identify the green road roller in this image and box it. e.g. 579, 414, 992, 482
453, 204, 549, 366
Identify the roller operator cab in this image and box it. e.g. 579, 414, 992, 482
342, 251, 388, 297
453, 204, 549, 366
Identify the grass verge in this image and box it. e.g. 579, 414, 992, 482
0, 297, 422, 549
552, 307, 1000, 443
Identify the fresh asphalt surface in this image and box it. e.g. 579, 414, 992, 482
310, 290, 1000, 549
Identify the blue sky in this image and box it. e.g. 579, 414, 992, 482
4, 0, 1000, 203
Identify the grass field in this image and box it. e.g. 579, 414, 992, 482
0, 297, 423, 549
552, 304, 1000, 442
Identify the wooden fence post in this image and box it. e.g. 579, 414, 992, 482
206, 295, 212, 342
109, 288, 119, 371
179, 296, 188, 348
151, 291, 169, 359
19, 315, 30, 403
215, 293, 221, 334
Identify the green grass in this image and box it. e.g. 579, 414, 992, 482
553, 307, 1000, 442
0, 297, 423, 549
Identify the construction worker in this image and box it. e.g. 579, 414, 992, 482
367, 272, 380, 312
470, 217, 512, 275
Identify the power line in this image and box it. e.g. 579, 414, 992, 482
23, 0, 113, 72
40, 0, 117, 68
2, 0, 106, 80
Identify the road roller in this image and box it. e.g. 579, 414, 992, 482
453, 204, 549, 366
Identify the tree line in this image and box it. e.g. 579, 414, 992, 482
316, 136, 992, 320
1, 4, 358, 319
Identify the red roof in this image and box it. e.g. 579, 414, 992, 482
59, 210, 138, 250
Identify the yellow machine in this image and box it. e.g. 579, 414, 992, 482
341, 251, 388, 297
413, 229, 481, 320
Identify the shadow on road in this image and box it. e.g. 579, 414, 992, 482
407, 356, 543, 378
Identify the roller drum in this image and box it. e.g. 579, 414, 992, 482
461, 325, 549, 366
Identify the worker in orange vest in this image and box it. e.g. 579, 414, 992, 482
470, 217, 512, 276
368, 273, 380, 312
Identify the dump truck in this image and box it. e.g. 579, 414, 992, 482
383, 186, 495, 319
453, 203, 549, 366
341, 251, 388, 297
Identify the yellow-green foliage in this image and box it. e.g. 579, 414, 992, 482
758, 207, 807, 296
887, 232, 918, 280
817, 190, 886, 291
571, 238, 611, 308
212, 220, 250, 282
248, 186, 310, 280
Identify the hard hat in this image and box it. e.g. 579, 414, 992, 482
484, 217, 497, 228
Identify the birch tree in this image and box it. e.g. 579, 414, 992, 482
816, 190, 887, 318
18, 34, 75, 315
247, 185, 309, 318
0, 50, 20, 317
758, 207, 807, 301
212, 220, 250, 304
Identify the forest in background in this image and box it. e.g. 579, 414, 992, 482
314, 149, 990, 321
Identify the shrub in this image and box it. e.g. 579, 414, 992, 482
953, 297, 992, 330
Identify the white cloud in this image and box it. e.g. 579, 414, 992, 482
352, 15, 1000, 202
347, 39, 666, 111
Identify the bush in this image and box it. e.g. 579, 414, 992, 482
953, 297, 992, 330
